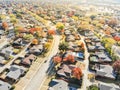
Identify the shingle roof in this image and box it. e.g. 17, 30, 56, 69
6, 65, 25, 80
0, 80, 11, 90
99, 84, 120, 90
49, 79, 69, 90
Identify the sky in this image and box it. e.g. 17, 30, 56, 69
82, 0, 120, 3
2, 0, 120, 4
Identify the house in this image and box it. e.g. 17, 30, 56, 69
1, 46, 13, 54
6, 65, 26, 82
12, 38, 28, 48
21, 54, 36, 67
89, 52, 112, 63
111, 45, 120, 59
57, 64, 74, 78
0, 80, 12, 90
64, 30, 71, 35
99, 83, 120, 90
72, 52, 84, 60
49, 79, 69, 90
40, 38, 47, 44
0, 30, 4, 35
87, 43, 105, 52
95, 65, 116, 80
29, 44, 43, 55
66, 35, 75, 42
68, 42, 77, 50
0, 53, 9, 65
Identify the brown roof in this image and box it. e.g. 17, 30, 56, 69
22, 54, 36, 65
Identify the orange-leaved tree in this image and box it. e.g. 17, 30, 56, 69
113, 60, 120, 74
48, 29, 56, 35
72, 67, 82, 80
2, 22, 8, 30
63, 54, 75, 63
32, 39, 39, 45
53, 56, 62, 64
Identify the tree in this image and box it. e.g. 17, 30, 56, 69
15, 26, 25, 32
113, 36, 120, 41
56, 22, 64, 30
72, 16, 79, 21
48, 29, 56, 35
10, 18, 18, 25
99, 19, 106, 24
90, 15, 96, 20
59, 42, 68, 51
108, 18, 118, 27
2, 22, 8, 30
53, 56, 62, 64
63, 54, 75, 63
72, 67, 82, 80
32, 39, 38, 45
113, 60, 120, 74
16, 13, 22, 19
23, 34, 34, 40
29, 28, 36, 34
44, 42, 51, 50
88, 85, 99, 90
0, 14, 6, 20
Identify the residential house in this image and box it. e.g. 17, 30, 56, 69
0, 53, 10, 65
12, 38, 28, 48
66, 35, 75, 42
6, 65, 26, 82
99, 83, 120, 90
64, 30, 71, 35
89, 52, 112, 63
111, 45, 120, 59
0, 46, 13, 57
48, 79, 69, 90
95, 64, 116, 80
0, 80, 12, 90
29, 44, 43, 55
21, 54, 36, 67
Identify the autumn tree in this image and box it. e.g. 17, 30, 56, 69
113, 36, 120, 41
53, 56, 62, 64
108, 18, 118, 27
0, 14, 6, 20
99, 19, 106, 24
102, 37, 116, 54
10, 18, 18, 25
23, 34, 34, 40
72, 67, 82, 80
32, 39, 39, 45
48, 29, 56, 35
2, 22, 8, 30
63, 54, 75, 63
113, 60, 120, 79
15, 26, 25, 32
56, 22, 64, 30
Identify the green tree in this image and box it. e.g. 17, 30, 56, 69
88, 85, 99, 90
90, 15, 96, 20
59, 42, 68, 51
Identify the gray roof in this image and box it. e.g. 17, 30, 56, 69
96, 65, 116, 79
6, 65, 25, 80
99, 84, 120, 90
0, 80, 12, 90
49, 79, 69, 90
